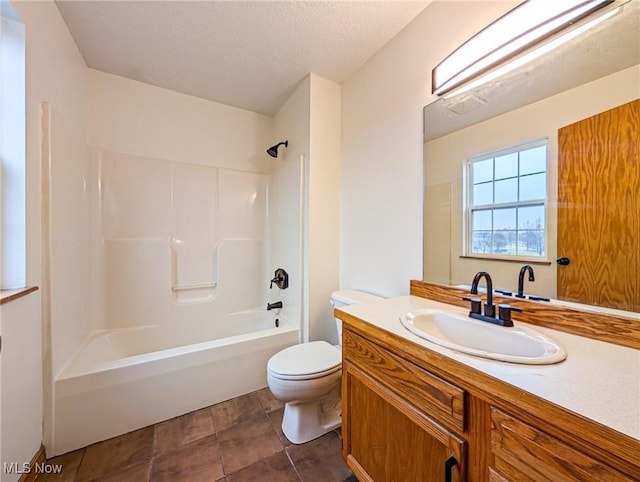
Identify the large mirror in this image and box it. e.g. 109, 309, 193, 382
423, 1, 640, 315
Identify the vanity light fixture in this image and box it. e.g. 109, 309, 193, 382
432, 0, 623, 98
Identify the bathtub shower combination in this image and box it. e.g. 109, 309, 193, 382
48, 151, 304, 456
53, 309, 298, 455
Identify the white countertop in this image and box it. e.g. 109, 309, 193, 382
339, 295, 640, 441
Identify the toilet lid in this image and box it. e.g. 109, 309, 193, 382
268, 341, 341, 378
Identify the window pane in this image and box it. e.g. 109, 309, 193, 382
518, 205, 544, 230
471, 231, 492, 254
493, 207, 516, 230
473, 182, 493, 206
520, 145, 546, 175
494, 178, 517, 203
472, 209, 492, 230
518, 230, 545, 256
492, 230, 516, 255
473, 159, 493, 183
494, 152, 518, 180
520, 173, 546, 201
468, 140, 547, 259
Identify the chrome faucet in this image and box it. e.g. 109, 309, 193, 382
464, 271, 520, 327
516, 265, 535, 298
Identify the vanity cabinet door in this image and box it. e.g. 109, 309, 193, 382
342, 361, 466, 482
490, 408, 633, 481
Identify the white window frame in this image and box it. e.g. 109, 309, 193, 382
463, 138, 549, 262
1, 2, 26, 289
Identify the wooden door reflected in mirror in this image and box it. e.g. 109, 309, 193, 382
557, 99, 640, 311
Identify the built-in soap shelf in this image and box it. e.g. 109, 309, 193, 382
171, 242, 218, 304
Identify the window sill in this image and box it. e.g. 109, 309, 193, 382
459, 255, 552, 265
0, 286, 39, 305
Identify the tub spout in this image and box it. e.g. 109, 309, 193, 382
267, 301, 283, 311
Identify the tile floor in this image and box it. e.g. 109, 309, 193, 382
36, 388, 355, 482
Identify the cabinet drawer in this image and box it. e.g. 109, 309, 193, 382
491, 408, 633, 481
343, 329, 465, 432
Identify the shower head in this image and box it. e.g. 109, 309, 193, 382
266, 140, 288, 158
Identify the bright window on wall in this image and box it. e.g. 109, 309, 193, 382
1, 0, 27, 289
466, 139, 548, 259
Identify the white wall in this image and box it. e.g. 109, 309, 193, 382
87, 69, 274, 173
340, 1, 517, 297
3, 0, 88, 475
308, 75, 341, 343
1, 294, 40, 482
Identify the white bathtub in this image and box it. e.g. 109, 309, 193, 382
52, 309, 299, 456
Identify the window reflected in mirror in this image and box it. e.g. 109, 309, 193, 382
467, 140, 547, 258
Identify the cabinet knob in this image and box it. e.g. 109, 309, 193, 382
556, 257, 571, 266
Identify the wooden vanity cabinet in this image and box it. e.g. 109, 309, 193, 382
340, 320, 640, 482
342, 329, 465, 481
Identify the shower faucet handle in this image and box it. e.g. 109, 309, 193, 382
270, 276, 283, 289
270, 268, 289, 290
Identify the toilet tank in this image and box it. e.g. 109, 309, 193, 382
331, 290, 383, 346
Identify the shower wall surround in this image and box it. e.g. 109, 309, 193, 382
98, 151, 269, 329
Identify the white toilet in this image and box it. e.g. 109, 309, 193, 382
267, 289, 382, 444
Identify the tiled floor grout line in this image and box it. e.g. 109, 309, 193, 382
211, 405, 225, 478
261, 399, 302, 481
73, 449, 86, 481
284, 448, 304, 482
215, 429, 229, 478
205, 406, 226, 480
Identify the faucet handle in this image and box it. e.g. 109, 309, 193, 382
498, 304, 522, 326
270, 268, 289, 290
462, 297, 482, 315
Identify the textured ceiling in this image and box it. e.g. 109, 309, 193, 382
55, 0, 429, 115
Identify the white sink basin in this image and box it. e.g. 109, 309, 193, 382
400, 309, 566, 365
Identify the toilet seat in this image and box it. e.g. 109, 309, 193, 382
267, 341, 341, 381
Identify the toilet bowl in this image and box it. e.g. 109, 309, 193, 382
267, 341, 342, 444
266, 289, 382, 444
